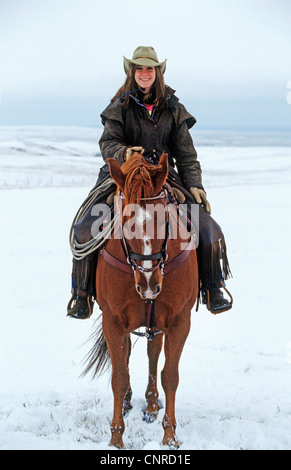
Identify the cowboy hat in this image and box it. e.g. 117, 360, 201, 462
123, 46, 167, 75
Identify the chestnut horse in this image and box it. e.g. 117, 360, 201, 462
87, 153, 198, 448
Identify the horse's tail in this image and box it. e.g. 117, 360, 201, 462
81, 316, 111, 378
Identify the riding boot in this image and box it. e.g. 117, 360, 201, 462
202, 285, 233, 314
67, 254, 97, 320
67, 290, 94, 320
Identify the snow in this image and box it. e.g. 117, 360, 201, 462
0, 126, 291, 450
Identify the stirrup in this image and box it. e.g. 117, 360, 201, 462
67, 288, 76, 312
67, 289, 94, 320
206, 281, 233, 315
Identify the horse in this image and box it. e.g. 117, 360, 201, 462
85, 152, 199, 449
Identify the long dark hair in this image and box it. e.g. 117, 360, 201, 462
111, 64, 167, 110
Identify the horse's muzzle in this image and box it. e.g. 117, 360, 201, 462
136, 283, 161, 300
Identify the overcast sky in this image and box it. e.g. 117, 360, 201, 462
0, 0, 290, 129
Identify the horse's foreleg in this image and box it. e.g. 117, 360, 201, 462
103, 321, 130, 449
144, 333, 164, 422
161, 315, 190, 448
123, 335, 133, 415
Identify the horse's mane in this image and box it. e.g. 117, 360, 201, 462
121, 154, 156, 205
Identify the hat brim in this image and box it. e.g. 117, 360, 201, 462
123, 56, 167, 75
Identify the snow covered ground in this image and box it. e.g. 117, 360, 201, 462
0, 126, 291, 450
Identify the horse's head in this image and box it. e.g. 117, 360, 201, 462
108, 153, 169, 300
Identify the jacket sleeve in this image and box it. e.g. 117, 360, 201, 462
99, 119, 128, 165
170, 119, 204, 191
98, 101, 128, 165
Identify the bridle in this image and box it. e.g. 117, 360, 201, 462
119, 189, 169, 277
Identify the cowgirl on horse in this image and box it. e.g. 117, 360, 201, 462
67, 46, 233, 320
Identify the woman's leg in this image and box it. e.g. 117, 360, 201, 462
67, 175, 115, 319
197, 206, 232, 313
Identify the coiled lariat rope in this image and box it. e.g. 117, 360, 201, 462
69, 178, 119, 261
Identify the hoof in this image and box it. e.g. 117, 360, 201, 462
162, 437, 180, 449
109, 435, 124, 449
143, 410, 159, 423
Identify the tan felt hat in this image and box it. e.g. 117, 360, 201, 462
123, 46, 167, 74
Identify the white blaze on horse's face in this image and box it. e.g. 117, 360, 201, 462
134, 206, 162, 300
143, 234, 153, 292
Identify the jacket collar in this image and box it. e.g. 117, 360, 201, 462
165, 86, 179, 108
128, 85, 179, 109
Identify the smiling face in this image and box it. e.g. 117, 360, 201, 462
134, 65, 156, 93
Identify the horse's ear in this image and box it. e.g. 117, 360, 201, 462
108, 158, 126, 192
153, 153, 168, 192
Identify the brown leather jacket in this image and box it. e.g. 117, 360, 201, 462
99, 86, 204, 190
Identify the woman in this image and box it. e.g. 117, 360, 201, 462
67, 46, 232, 319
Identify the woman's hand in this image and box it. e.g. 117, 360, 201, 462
124, 146, 145, 162
189, 187, 211, 214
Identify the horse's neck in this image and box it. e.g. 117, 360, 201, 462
106, 236, 126, 261
168, 204, 192, 253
